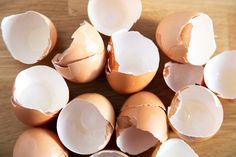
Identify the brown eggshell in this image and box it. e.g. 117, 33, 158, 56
91, 150, 129, 157
13, 128, 68, 157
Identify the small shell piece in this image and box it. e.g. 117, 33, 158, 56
106, 30, 160, 94
1, 11, 57, 64
57, 93, 115, 155
168, 85, 223, 142
204, 50, 236, 99
163, 62, 204, 92
116, 91, 168, 155
90, 150, 129, 157
88, 0, 142, 36
13, 128, 68, 157
52, 22, 105, 83
156, 11, 216, 65
12, 65, 69, 126
151, 138, 198, 157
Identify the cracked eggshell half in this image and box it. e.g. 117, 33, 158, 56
12, 65, 69, 126
106, 30, 160, 94
156, 11, 216, 65
57, 93, 115, 155
90, 150, 129, 157
88, 0, 142, 36
168, 85, 223, 142
52, 21, 106, 83
204, 50, 236, 99
1, 11, 57, 64
163, 62, 204, 92
151, 138, 198, 157
13, 128, 68, 157
116, 91, 168, 155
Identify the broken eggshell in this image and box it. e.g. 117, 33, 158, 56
106, 30, 160, 94
13, 128, 68, 157
90, 150, 129, 157
168, 85, 223, 142
116, 91, 168, 155
151, 138, 199, 157
12, 65, 69, 126
1, 11, 57, 64
52, 21, 106, 83
204, 50, 236, 99
163, 61, 204, 92
156, 11, 216, 65
88, 0, 142, 36
57, 93, 115, 155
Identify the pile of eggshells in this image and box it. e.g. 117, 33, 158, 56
1, 0, 235, 156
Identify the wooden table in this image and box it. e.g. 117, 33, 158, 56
0, 0, 236, 156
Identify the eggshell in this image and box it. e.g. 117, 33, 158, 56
88, 0, 142, 36
106, 30, 160, 94
1, 11, 57, 64
163, 62, 204, 92
116, 91, 168, 155
204, 50, 236, 99
91, 150, 129, 157
12, 65, 69, 126
57, 93, 115, 155
13, 128, 68, 157
156, 11, 216, 65
168, 85, 223, 142
52, 21, 105, 83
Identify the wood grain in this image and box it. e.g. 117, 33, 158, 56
0, 0, 236, 157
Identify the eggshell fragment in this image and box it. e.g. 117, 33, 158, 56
13, 128, 68, 157
151, 138, 198, 157
163, 62, 204, 92
91, 150, 129, 157
12, 65, 69, 126
116, 91, 168, 155
204, 50, 236, 99
106, 30, 160, 94
57, 93, 115, 155
52, 21, 105, 83
88, 0, 142, 36
1, 11, 57, 64
168, 85, 223, 142
156, 11, 216, 65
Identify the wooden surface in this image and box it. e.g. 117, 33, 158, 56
0, 0, 236, 157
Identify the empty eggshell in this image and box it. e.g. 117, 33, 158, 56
163, 61, 204, 92
12, 65, 69, 126
52, 21, 105, 83
88, 0, 142, 36
1, 11, 57, 64
151, 138, 198, 157
156, 11, 216, 65
57, 93, 115, 155
13, 128, 68, 157
204, 50, 236, 99
168, 85, 223, 142
106, 30, 160, 94
90, 150, 129, 157
116, 91, 168, 155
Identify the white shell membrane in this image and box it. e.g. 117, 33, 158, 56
90, 150, 128, 157
14, 66, 69, 113
204, 50, 236, 99
1, 11, 51, 64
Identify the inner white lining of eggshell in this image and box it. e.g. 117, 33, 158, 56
57, 99, 109, 155
154, 138, 198, 157
1, 11, 51, 64
204, 50, 236, 99
88, 0, 142, 36
186, 13, 216, 65
91, 150, 126, 157
117, 126, 157, 155
164, 62, 203, 92
169, 85, 223, 138
14, 66, 69, 113
112, 30, 159, 75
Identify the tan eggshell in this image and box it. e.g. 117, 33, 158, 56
91, 150, 129, 157
13, 128, 68, 157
